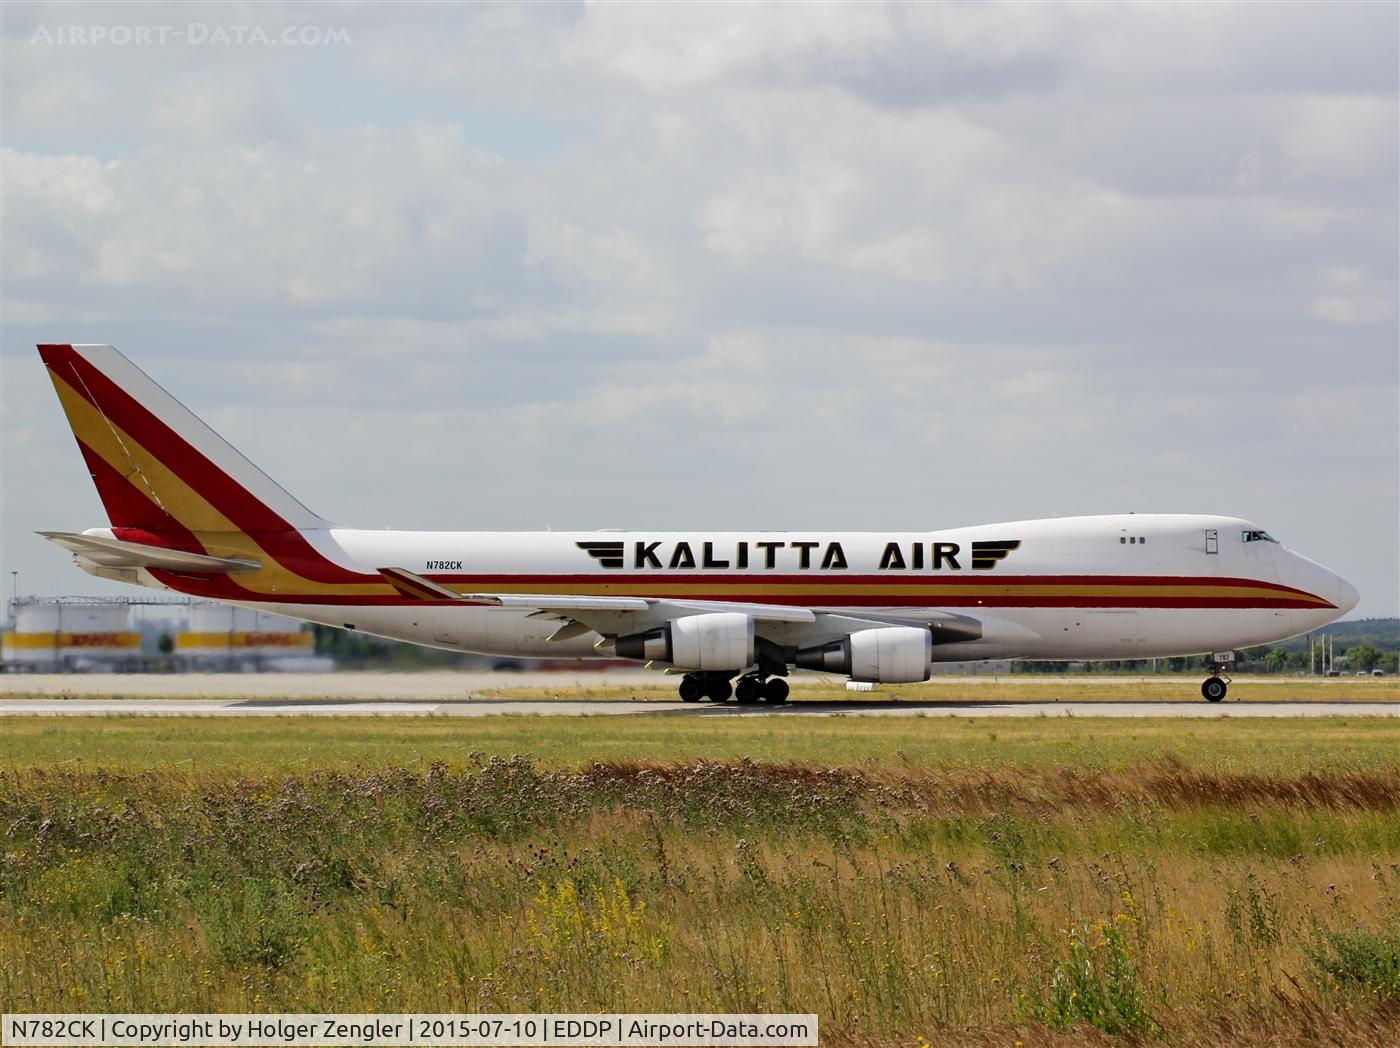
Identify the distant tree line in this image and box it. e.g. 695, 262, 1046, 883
1013, 618, 1398, 675
312, 625, 474, 669
1015, 646, 1394, 676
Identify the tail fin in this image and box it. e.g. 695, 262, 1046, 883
39, 344, 332, 534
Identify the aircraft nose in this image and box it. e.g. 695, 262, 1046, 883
1335, 575, 1360, 615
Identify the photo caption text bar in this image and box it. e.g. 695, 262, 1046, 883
3, 1014, 818, 1047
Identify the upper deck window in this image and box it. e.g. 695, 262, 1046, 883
1242, 530, 1277, 543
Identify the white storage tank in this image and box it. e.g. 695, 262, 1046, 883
177, 604, 314, 661
2, 599, 139, 669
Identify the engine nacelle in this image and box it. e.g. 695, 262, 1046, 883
614, 612, 754, 671
796, 626, 933, 683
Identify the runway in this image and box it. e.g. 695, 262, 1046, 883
1, 697, 1394, 718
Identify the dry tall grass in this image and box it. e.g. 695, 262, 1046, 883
2, 758, 1396, 1045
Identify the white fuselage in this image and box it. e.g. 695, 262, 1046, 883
115, 513, 1353, 665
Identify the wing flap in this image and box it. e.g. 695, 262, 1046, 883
545, 620, 596, 643
379, 567, 466, 601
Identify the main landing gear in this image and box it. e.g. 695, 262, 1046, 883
678, 673, 789, 705
677, 673, 731, 703
677, 674, 711, 702
736, 674, 789, 705
1201, 656, 1233, 702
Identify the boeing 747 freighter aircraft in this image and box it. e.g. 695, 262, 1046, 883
36, 344, 1358, 704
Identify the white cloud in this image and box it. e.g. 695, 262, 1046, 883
3, 150, 118, 220
2, 1, 1396, 613
694, 96, 1154, 291
1307, 266, 1396, 326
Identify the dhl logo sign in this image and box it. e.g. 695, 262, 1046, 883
175, 632, 314, 649
2, 631, 141, 649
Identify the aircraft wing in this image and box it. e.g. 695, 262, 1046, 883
474, 595, 816, 623
39, 531, 262, 574
650, 599, 814, 623
463, 592, 654, 612
378, 567, 815, 622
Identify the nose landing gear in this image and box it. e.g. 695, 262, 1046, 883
1201, 654, 1233, 702
1201, 676, 1228, 702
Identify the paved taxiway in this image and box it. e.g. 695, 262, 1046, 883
2, 670, 1385, 700
1, 698, 1393, 718
0, 670, 662, 700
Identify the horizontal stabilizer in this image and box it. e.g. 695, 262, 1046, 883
39, 531, 261, 574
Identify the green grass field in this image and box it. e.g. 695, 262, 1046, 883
5, 675, 1395, 705
2, 715, 1397, 1046
1, 714, 1398, 773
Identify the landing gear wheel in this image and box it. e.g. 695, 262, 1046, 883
705, 677, 733, 703
762, 678, 790, 705
735, 676, 763, 705
678, 675, 703, 703
1201, 677, 1228, 703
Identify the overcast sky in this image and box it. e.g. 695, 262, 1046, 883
2, 1, 1397, 617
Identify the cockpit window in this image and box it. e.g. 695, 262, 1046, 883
1242, 530, 1277, 543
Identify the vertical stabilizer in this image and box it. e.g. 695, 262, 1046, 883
38, 343, 332, 534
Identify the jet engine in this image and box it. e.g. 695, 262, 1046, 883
612, 612, 754, 671
796, 625, 933, 683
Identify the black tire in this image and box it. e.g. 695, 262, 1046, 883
1201, 678, 1227, 702
706, 678, 733, 703
735, 677, 762, 704
763, 678, 790, 705
678, 676, 703, 703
